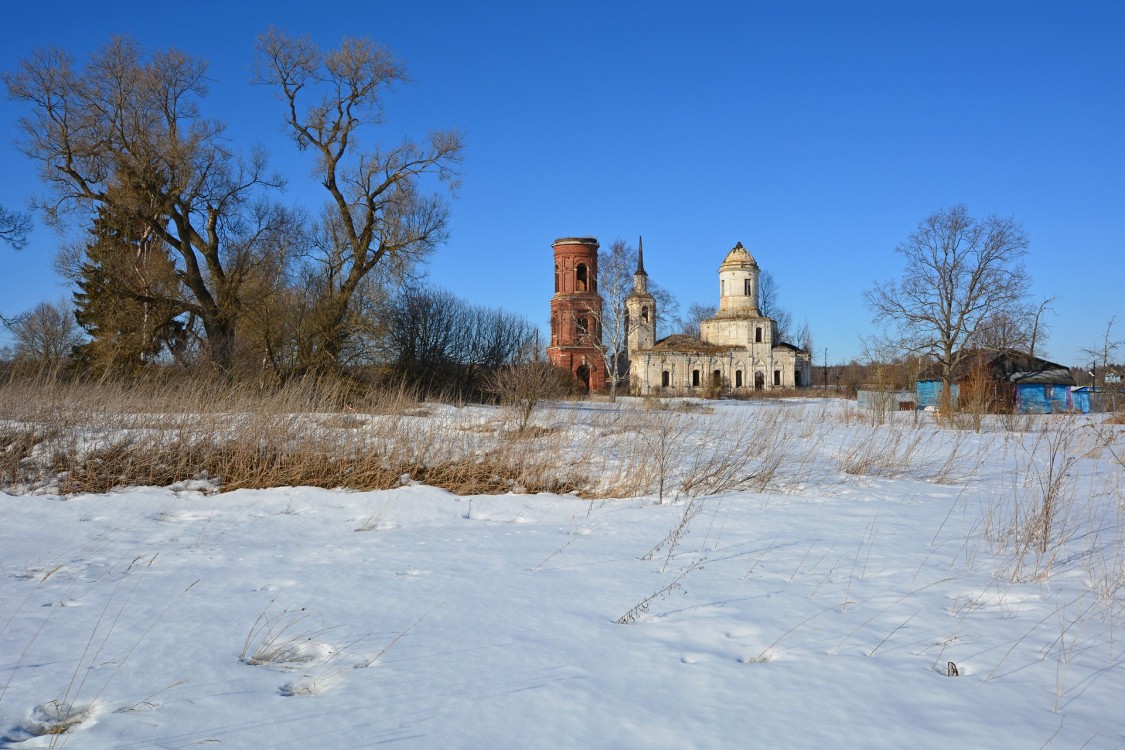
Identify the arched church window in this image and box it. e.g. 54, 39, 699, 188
744, 279, 751, 296
755, 327, 763, 343
577, 316, 589, 336
554, 266, 560, 293
774, 370, 781, 386
641, 306, 649, 323
692, 370, 701, 387
662, 371, 670, 388
735, 370, 743, 388
576, 264, 588, 292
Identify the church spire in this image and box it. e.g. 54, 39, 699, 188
636, 236, 647, 276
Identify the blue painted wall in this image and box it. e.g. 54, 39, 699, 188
1070, 387, 1112, 414
916, 380, 958, 409
1015, 384, 1072, 413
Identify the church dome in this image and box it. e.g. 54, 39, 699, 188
719, 241, 759, 271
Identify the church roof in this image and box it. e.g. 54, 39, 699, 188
719, 242, 758, 270
552, 237, 599, 247
650, 334, 740, 353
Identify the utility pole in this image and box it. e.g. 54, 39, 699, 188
823, 348, 828, 390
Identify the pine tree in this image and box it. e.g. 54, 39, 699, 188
72, 207, 191, 375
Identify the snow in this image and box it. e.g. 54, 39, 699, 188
1, 399, 1123, 748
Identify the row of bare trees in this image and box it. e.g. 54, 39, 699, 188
2, 31, 466, 381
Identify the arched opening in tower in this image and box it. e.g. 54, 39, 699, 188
576, 364, 591, 393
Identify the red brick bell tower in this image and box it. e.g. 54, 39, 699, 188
548, 237, 605, 392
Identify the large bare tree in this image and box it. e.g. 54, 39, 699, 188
865, 204, 1031, 411
254, 29, 464, 373
5, 38, 289, 369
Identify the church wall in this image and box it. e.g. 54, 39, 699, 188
630, 346, 812, 395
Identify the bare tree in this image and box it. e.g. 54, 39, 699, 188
1026, 296, 1055, 358
5, 299, 84, 377
255, 30, 464, 374
677, 302, 717, 337
758, 269, 793, 341
595, 238, 637, 401
0, 204, 32, 329
486, 355, 572, 433
1081, 316, 1122, 388
798, 317, 814, 355
0, 205, 31, 249
650, 283, 678, 339
969, 296, 1054, 355
5, 38, 290, 369
864, 204, 1031, 412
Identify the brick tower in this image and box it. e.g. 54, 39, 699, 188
548, 237, 605, 392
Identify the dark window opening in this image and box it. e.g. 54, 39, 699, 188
735, 370, 743, 388
744, 279, 751, 296
662, 371, 670, 388
576, 264, 588, 292
755, 327, 763, 343
774, 370, 781, 386
554, 266, 560, 293
641, 306, 649, 323
755, 372, 764, 390
692, 370, 701, 387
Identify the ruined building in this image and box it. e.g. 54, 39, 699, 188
549, 236, 812, 394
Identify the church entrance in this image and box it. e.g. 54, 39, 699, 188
576, 364, 591, 394
754, 372, 764, 391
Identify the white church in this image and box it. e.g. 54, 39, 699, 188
624, 241, 812, 394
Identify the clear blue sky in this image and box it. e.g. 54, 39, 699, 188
1, 1, 1122, 367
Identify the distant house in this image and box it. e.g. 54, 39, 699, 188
1072, 386, 1117, 414
916, 350, 1076, 414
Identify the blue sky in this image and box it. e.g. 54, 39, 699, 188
1, 1, 1122, 367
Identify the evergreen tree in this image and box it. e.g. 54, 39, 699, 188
72, 207, 191, 374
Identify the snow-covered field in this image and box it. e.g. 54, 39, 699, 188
2, 398, 1123, 748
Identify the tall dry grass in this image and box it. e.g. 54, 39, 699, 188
0, 378, 587, 496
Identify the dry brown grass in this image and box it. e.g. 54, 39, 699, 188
0, 378, 612, 497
